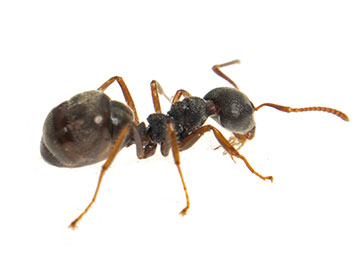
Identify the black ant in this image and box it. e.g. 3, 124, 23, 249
40, 59, 349, 229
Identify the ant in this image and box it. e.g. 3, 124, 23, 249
40, 59, 349, 229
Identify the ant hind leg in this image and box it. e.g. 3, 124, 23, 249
98, 76, 140, 124
68, 122, 158, 229
68, 123, 133, 229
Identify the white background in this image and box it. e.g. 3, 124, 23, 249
1, 0, 354, 259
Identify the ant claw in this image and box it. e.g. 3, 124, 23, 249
179, 207, 189, 216
68, 221, 79, 230
264, 176, 273, 182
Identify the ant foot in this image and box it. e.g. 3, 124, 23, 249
179, 207, 189, 216
263, 176, 273, 182
68, 221, 78, 230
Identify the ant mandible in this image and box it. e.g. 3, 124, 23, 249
40, 59, 349, 229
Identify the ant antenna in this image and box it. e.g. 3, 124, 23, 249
255, 103, 349, 121
212, 59, 240, 89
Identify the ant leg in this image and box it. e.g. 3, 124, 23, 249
150, 80, 162, 113
150, 80, 172, 113
228, 134, 247, 150
68, 123, 132, 229
179, 125, 273, 182
213, 126, 255, 155
98, 76, 140, 124
160, 121, 190, 215
212, 59, 240, 89
68, 123, 156, 229
228, 128, 255, 150
154, 60, 245, 104
171, 89, 192, 103
255, 103, 349, 121
150, 80, 192, 109
214, 134, 246, 156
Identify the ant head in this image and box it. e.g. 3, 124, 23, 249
204, 87, 256, 135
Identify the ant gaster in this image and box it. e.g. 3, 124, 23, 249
40, 60, 349, 229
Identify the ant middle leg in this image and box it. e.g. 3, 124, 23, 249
171, 90, 192, 103
98, 76, 140, 124
167, 122, 190, 215
150, 80, 172, 113
150, 80, 192, 110
179, 125, 273, 182
159, 121, 190, 215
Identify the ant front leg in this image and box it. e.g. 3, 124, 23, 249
212, 59, 240, 89
227, 127, 256, 151
179, 125, 273, 182
98, 76, 140, 124
214, 131, 252, 155
213, 127, 256, 161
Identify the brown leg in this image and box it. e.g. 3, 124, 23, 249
98, 76, 140, 124
179, 125, 273, 182
150, 80, 192, 109
150, 80, 172, 113
161, 121, 190, 216
68, 123, 156, 229
214, 134, 247, 154
212, 59, 240, 89
255, 103, 349, 121
172, 89, 192, 103
68, 123, 132, 229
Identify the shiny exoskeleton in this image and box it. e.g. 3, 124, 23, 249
41, 90, 134, 167
40, 59, 349, 229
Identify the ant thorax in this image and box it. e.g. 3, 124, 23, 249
146, 96, 208, 143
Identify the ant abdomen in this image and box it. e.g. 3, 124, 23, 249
41, 90, 134, 168
204, 87, 256, 136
